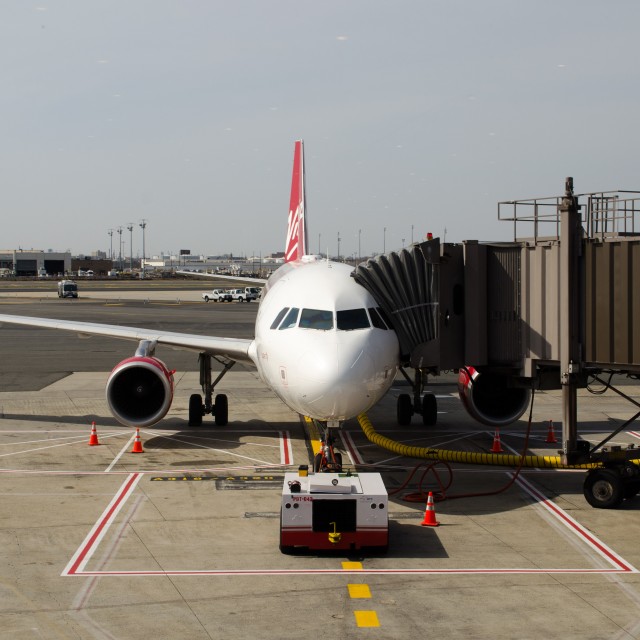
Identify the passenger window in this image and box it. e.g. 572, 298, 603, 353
279, 307, 300, 330
299, 308, 333, 330
270, 307, 290, 330
368, 307, 388, 330
337, 308, 370, 330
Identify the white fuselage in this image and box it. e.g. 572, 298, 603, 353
249, 259, 399, 422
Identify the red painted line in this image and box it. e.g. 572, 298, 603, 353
64, 473, 141, 576
515, 475, 636, 572
279, 431, 292, 466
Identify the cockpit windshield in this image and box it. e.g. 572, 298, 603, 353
271, 306, 377, 331
278, 307, 300, 330
299, 308, 333, 330
336, 308, 370, 330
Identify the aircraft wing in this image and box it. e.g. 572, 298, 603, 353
0, 314, 255, 365
175, 270, 269, 285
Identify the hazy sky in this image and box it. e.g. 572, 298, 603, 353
2, 1, 639, 259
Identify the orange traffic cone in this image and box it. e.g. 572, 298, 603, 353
545, 419, 558, 444
131, 428, 144, 453
491, 429, 504, 453
88, 421, 100, 446
421, 491, 440, 527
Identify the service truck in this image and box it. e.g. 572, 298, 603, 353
229, 287, 259, 302
202, 289, 232, 303
57, 280, 78, 298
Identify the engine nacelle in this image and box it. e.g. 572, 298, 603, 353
106, 356, 174, 428
458, 366, 530, 427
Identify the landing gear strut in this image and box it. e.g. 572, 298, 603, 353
396, 367, 437, 426
188, 353, 234, 427
313, 422, 343, 473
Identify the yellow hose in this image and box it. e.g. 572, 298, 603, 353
356, 413, 598, 470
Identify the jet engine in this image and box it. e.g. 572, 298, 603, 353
458, 366, 530, 427
106, 354, 174, 428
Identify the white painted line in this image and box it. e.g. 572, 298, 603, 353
68, 567, 632, 577
104, 432, 137, 473
341, 430, 364, 465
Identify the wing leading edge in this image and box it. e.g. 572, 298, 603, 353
0, 314, 256, 365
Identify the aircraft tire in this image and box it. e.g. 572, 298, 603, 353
214, 393, 228, 426
583, 468, 624, 508
188, 393, 203, 426
397, 394, 413, 426
422, 393, 437, 426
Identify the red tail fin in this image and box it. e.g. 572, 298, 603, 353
285, 140, 307, 262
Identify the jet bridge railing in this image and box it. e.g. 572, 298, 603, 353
498, 189, 640, 243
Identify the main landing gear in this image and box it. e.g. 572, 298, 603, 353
396, 367, 438, 426
188, 353, 235, 427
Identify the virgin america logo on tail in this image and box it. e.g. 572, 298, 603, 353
285, 203, 304, 262
285, 140, 306, 262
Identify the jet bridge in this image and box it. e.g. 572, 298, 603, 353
353, 179, 640, 508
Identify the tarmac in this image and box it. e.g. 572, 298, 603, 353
2, 283, 640, 639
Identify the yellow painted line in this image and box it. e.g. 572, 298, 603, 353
304, 416, 322, 456
342, 561, 362, 571
354, 611, 380, 628
348, 584, 371, 599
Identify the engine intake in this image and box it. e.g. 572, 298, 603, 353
458, 366, 530, 427
106, 356, 174, 428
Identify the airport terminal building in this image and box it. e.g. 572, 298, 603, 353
0, 249, 71, 276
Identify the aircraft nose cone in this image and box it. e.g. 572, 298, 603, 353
298, 341, 375, 419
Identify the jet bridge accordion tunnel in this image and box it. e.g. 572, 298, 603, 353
353, 182, 640, 508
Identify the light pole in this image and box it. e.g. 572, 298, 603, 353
127, 224, 133, 271
383, 227, 386, 254
116, 226, 123, 270
139, 219, 147, 279
358, 228, 361, 262
411, 224, 414, 244
108, 229, 113, 261
337, 232, 341, 261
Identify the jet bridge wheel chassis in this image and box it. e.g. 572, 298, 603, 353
396, 367, 437, 427
188, 353, 235, 427
583, 464, 640, 509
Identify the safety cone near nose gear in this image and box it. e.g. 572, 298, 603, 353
491, 429, 504, 453
545, 419, 558, 444
88, 421, 100, 446
421, 491, 440, 527
131, 428, 144, 454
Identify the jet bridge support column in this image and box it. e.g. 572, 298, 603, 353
560, 178, 583, 464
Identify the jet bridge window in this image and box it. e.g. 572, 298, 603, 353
270, 307, 290, 330
278, 307, 300, 330
336, 308, 370, 330
299, 308, 333, 330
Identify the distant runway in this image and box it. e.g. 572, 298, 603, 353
2, 284, 640, 638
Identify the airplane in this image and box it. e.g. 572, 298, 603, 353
0, 140, 526, 466
0, 141, 399, 452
